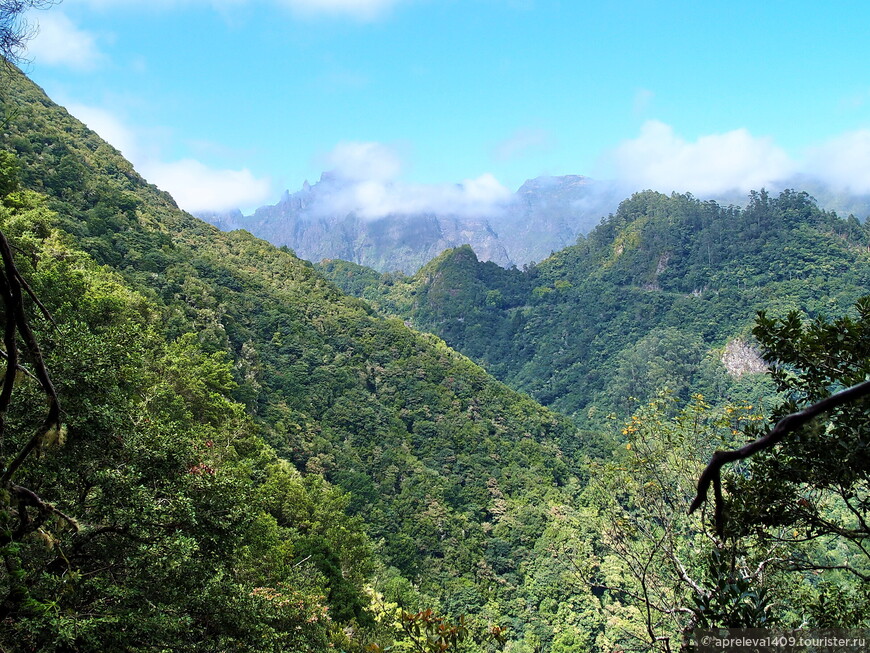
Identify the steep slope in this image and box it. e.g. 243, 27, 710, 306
201, 173, 621, 273
0, 152, 375, 650
322, 190, 870, 421
0, 66, 604, 648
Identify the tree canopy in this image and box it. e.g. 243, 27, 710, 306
1, 55, 869, 651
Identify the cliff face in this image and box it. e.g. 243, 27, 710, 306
721, 338, 767, 378
199, 174, 623, 272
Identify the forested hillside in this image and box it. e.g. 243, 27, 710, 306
2, 62, 869, 653
321, 190, 870, 421
317, 188, 870, 649
0, 65, 605, 650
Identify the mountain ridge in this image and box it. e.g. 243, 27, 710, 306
320, 188, 870, 421
202, 170, 870, 275
198, 172, 623, 273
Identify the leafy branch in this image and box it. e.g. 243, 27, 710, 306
689, 379, 870, 535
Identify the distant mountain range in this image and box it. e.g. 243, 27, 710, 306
197, 173, 626, 273
199, 173, 870, 274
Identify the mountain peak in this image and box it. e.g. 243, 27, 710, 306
517, 174, 591, 195
200, 173, 620, 273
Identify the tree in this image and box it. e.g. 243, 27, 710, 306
365, 604, 507, 653
0, 149, 70, 623
2, 1, 57, 64
692, 299, 870, 601
586, 395, 780, 652
0, 151, 384, 651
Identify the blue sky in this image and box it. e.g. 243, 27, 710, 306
20, 0, 870, 213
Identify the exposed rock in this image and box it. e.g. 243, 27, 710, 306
196, 174, 623, 273
721, 338, 767, 378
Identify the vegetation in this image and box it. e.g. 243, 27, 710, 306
584, 395, 778, 650
0, 145, 378, 650
318, 186, 870, 648
0, 65, 602, 650
1, 56, 868, 651
721, 302, 870, 616
321, 190, 870, 424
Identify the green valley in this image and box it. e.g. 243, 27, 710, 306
320, 189, 870, 422
0, 64, 603, 651
1, 60, 869, 652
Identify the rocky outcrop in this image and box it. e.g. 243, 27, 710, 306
721, 338, 767, 378
197, 174, 622, 273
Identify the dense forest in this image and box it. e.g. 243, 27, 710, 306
1, 61, 869, 652
320, 189, 870, 421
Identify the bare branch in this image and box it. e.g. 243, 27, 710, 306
0, 266, 18, 428
16, 268, 54, 324
839, 483, 870, 535
10, 483, 77, 530
784, 561, 870, 583
1, 1, 60, 65
0, 347, 39, 382
0, 230, 60, 486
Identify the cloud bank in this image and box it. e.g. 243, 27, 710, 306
609, 121, 795, 196
27, 12, 104, 70
61, 107, 870, 217
295, 127, 870, 221
606, 121, 870, 199
314, 141, 512, 218
67, 104, 273, 212
323, 141, 403, 182
142, 160, 272, 212
805, 129, 870, 194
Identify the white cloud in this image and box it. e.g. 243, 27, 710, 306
66, 103, 141, 158
609, 121, 795, 195
804, 129, 870, 194
141, 159, 272, 212
27, 12, 104, 70
65, 103, 273, 212
315, 141, 512, 218
492, 128, 552, 162
69, 0, 403, 19
324, 141, 403, 182
318, 174, 513, 219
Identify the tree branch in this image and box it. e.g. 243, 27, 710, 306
689, 379, 870, 534
0, 229, 60, 486
0, 347, 38, 382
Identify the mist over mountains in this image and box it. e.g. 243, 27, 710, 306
199, 170, 870, 274
198, 173, 626, 273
